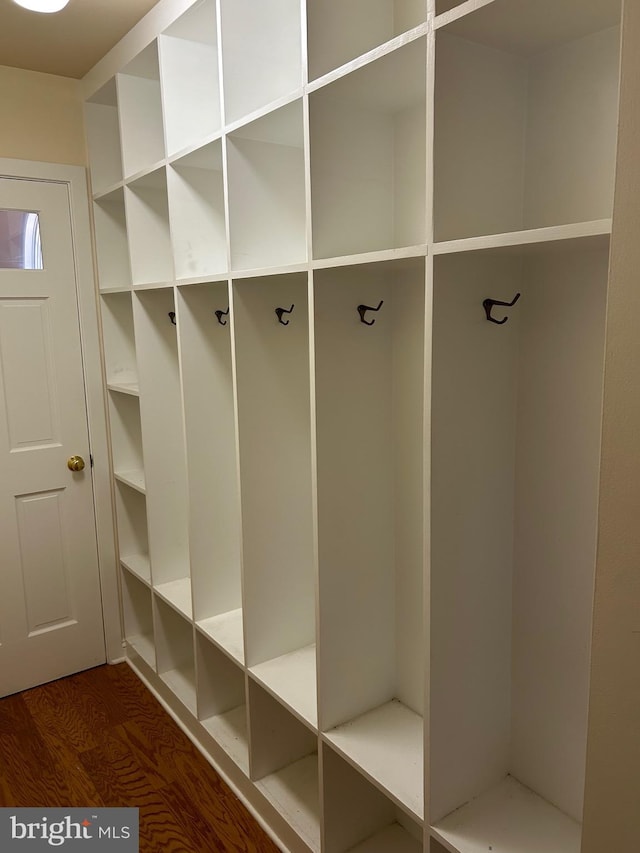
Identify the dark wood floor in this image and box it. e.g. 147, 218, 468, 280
0, 663, 281, 852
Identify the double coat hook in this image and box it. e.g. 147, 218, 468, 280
483, 293, 520, 325
358, 300, 384, 325
276, 304, 295, 325
215, 308, 229, 326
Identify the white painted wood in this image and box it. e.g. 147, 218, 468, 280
196, 631, 245, 714
227, 100, 306, 270
113, 470, 146, 495
250, 644, 318, 729
431, 776, 581, 853
125, 168, 174, 286
324, 700, 424, 822
433, 220, 612, 256
257, 754, 321, 853
117, 42, 166, 178
155, 595, 196, 712
85, 79, 123, 194
93, 190, 132, 293
159, 0, 221, 157
108, 391, 144, 483
107, 382, 140, 396
155, 577, 193, 619
0, 175, 106, 696
310, 37, 426, 258
201, 704, 249, 774
121, 554, 152, 586
350, 825, 422, 853
307, 0, 425, 82
197, 609, 245, 665
100, 292, 138, 387
114, 481, 150, 573
219, 0, 303, 124
121, 569, 155, 668
233, 275, 315, 667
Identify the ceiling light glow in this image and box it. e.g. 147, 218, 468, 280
12, 0, 70, 12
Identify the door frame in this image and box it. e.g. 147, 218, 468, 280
0, 157, 122, 664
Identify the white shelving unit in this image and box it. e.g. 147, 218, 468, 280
83, 0, 626, 850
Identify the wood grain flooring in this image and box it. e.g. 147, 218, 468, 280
0, 663, 281, 852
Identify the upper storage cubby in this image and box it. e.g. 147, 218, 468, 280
100, 291, 138, 392
168, 142, 227, 280
310, 37, 426, 260
93, 188, 131, 292
219, 0, 303, 124
85, 78, 123, 194
307, 0, 425, 81
227, 100, 306, 271
434, 0, 622, 243
125, 168, 174, 287
117, 42, 165, 178
158, 0, 222, 157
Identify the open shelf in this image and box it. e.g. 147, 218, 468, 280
121, 554, 151, 586
323, 744, 423, 853
233, 274, 316, 699
250, 644, 317, 730
433, 219, 612, 256
430, 242, 609, 842
113, 469, 146, 494
227, 100, 306, 271
324, 700, 423, 822
219, 0, 303, 124
155, 596, 196, 713
121, 568, 155, 669
117, 41, 165, 178
125, 168, 174, 287
314, 260, 425, 775
154, 577, 192, 620
197, 632, 248, 773
100, 291, 138, 389
434, 0, 467, 17
168, 144, 227, 279
133, 289, 190, 596
159, 0, 221, 157
307, 0, 425, 81
249, 681, 321, 851
85, 78, 123, 194
107, 381, 139, 396
114, 480, 149, 581
431, 776, 581, 853
109, 390, 144, 488
434, 0, 621, 241
93, 188, 131, 292
310, 37, 426, 259
197, 609, 244, 666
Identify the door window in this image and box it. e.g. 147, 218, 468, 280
0, 209, 43, 269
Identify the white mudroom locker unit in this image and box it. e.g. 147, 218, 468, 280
82, 0, 634, 851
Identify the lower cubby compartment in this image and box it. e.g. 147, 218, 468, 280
154, 596, 196, 715
323, 744, 423, 853
114, 480, 150, 583
121, 568, 155, 668
196, 632, 248, 773
249, 680, 321, 851
109, 391, 145, 493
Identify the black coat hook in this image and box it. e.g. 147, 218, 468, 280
215, 308, 229, 326
168, 311, 177, 325
483, 293, 520, 325
275, 304, 294, 325
358, 300, 384, 325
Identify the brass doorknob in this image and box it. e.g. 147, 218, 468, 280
67, 455, 85, 472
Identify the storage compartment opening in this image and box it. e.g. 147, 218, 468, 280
100, 291, 138, 389
109, 391, 144, 488
125, 169, 174, 287
93, 188, 131, 292
122, 569, 155, 667
85, 78, 123, 194
117, 41, 165, 177
155, 597, 196, 713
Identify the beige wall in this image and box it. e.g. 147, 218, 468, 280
0, 65, 86, 166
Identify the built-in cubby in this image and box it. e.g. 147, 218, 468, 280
323, 745, 423, 853
154, 597, 196, 713
310, 37, 426, 259
133, 288, 190, 619
433, 0, 621, 242
85, 78, 123, 194
307, 0, 425, 82
167, 143, 227, 280
109, 391, 145, 494
117, 41, 165, 178
125, 168, 173, 287
177, 282, 243, 663
93, 188, 131, 292
121, 568, 155, 668
100, 291, 138, 393
249, 681, 321, 851
158, 0, 221, 157
314, 258, 425, 822
114, 482, 150, 584
196, 633, 248, 773
219, 0, 303, 124
430, 238, 609, 852
227, 100, 306, 271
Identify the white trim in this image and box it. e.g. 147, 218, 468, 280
0, 157, 122, 664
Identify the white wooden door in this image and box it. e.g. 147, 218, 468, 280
0, 176, 106, 696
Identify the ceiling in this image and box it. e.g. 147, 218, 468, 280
0, 0, 160, 79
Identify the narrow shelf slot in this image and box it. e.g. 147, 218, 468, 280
168, 144, 227, 279
114, 481, 149, 580
227, 100, 306, 271
120, 554, 151, 585
122, 568, 155, 669
159, 0, 221, 157
197, 632, 248, 773
434, 0, 621, 241
85, 78, 123, 194
258, 755, 321, 852
93, 187, 131, 291
100, 291, 138, 389
310, 37, 426, 258
307, 0, 425, 81
125, 168, 174, 286
433, 219, 612, 256
154, 577, 192, 620
219, 0, 302, 124
113, 470, 146, 494
250, 643, 317, 729
117, 42, 165, 178
197, 608, 244, 665
155, 596, 196, 714
349, 825, 422, 853
431, 776, 581, 853
109, 391, 144, 492
107, 382, 140, 397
